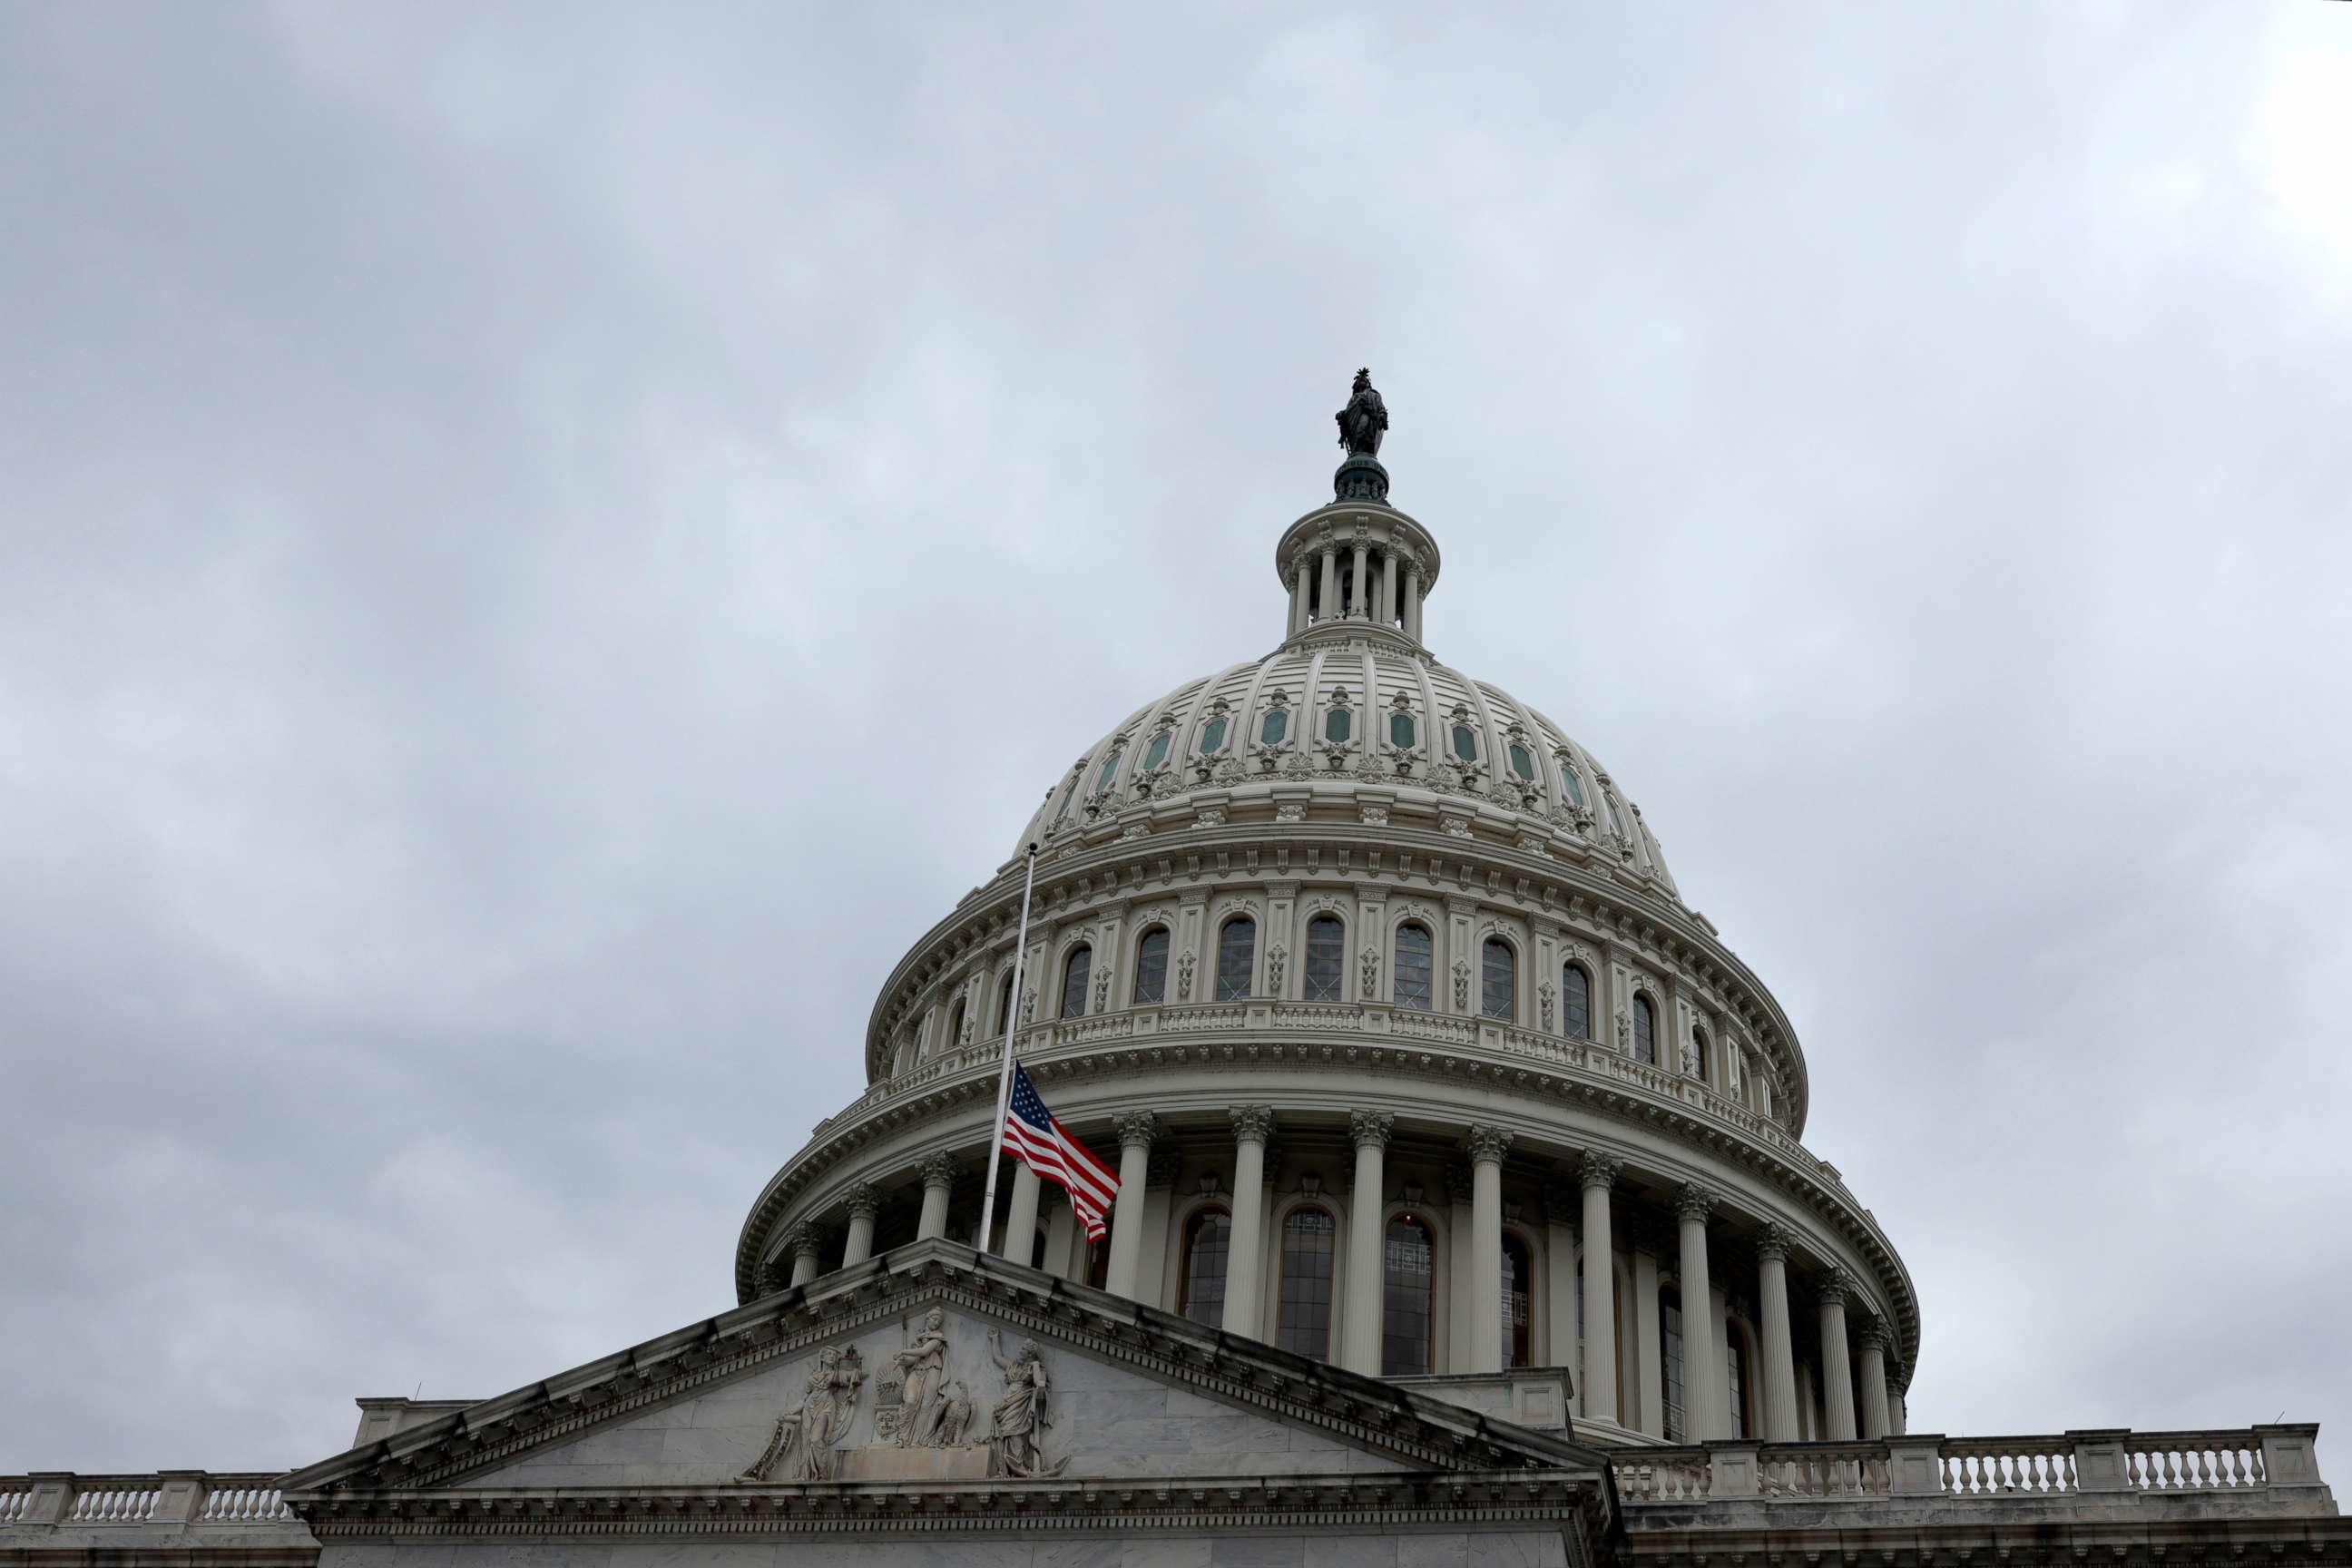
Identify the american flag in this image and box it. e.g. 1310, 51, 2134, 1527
1002, 1063, 1120, 1242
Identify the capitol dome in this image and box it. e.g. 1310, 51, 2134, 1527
735, 377, 1913, 1449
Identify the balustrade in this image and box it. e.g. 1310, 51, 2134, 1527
0, 1474, 297, 1534
2123, 1432, 2267, 1491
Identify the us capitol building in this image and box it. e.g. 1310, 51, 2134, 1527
6, 377, 2340, 1568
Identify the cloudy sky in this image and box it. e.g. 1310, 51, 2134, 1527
5, 2, 2348, 1478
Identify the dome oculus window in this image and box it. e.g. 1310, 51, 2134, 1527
1216, 916, 1256, 1001
1452, 723, 1479, 762
1389, 711, 1416, 749
1304, 916, 1344, 1003
1198, 716, 1228, 755
1060, 945, 1091, 1020
1393, 923, 1433, 1010
1481, 937, 1516, 1020
1133, 927, 1171, 1004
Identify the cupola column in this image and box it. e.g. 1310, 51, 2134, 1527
1289, 559, 1309, 636
1340, 1111, 1396, 1375
1349, 540, 1369, 616
839, 1183, 881, 1268
1318, 547, 1339, 627
1001, 1162, 1041, 1265
1818, 1266, 1859, 1440
1675, 1184, 1721, 1439
1579, 1152, 1622, 1424
784, 1222, 824, 1289
1856, 1318, 1893, 1438
916, 1153, 957, 1241
1104, 1112, 1158, 1298
1404, 563, 1424, 641
1756, 1221, 1801, 1441
1222, 1106, 1276, 1338
1467, 1125, 1513, 1373
1377, 549, 1397, 626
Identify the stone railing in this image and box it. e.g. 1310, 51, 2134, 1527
1610, 1426, 2330, 1516
0, 1472, 306, 1534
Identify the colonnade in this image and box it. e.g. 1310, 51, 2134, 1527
1287, 538, 1423, 642
779, 1112, 1906, 1446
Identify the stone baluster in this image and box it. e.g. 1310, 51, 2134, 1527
784, 1221, 824, 1289
1857, 1317, 1893, 1439
1579, 1151, 1622, 1425
1104, 1112, 1158, 1298
1468, 1125, 1514, 1372
1223, 1105, 1276, 1338
840, 1182, 881, 1268
1756, 1220, 1801, 1441
916, 1152, 958, 1240
1818, 1265, 1859, 1441
1675, 1183, 1720, 1440
1341, 1111, 1396, 1375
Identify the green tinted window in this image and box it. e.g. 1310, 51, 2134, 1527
1326, 708, 1351, 744
1561, 765, 1587, 809
1452, 724, 1478, 762
1094, 750, 1122, 792
1509, 743, 1534, 780
1389, 712, 1416, 749
1260, 710, 1289, 746
1199, 716, 1228, 755
1142, 730, 1171, 770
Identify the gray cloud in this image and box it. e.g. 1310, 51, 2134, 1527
3, 1, 2346, 1476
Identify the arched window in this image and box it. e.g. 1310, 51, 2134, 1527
1394, 923, 1433, 1010
1563, 965, 1591, 1040
1199, 714, 1229, 756
1381, 1212, 1436, 1376
1133, 927, 1171, 1005
1726, 1324, 1752, 1439
1304, 916, 1344, 1003
997, 972, 1018, 1036
946, 999, 966, 1048
1179, 1206, 1231, 1325
1451, 722, 1479, 762
1502, 1232, 1534, 1368
1216, 916, 1256, 1001
1060, 946, 1092, 1020
1690, 1024, 1710, 1083
1481, 937, 1515, 1021
1661, 1285, 1687, 1443
1277, 1206, 1337, 1358
1632, 994, 1657, 1065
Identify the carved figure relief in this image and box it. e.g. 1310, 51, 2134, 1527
1359, 946, 1380, 1000
1267, 943, 1288, 992
878, 1308, 956, 1448
1451, 957, 1471, 1012
1539, 979, 1556, 1032
737, 1346, 866, 1483
985, 1329, 1068, 1478
1177, 948, 1197, 1001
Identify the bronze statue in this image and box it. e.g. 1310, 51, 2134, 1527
1336, 368, 1387, 457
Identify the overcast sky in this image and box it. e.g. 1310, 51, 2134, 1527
4, 2, 2348, 1479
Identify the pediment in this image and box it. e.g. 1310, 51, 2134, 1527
283, 1240, 1601, 1501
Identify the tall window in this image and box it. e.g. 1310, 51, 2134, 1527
1394, 924, 1433, 1010
1690, 1024, 1710, 1083
1133, 927, 1171, 1004
1726, 1326, 1750, 1439
1179, 1207, 1231, 1325
997, 972, 1017, 1036
1481, 937, 1515, 1021
1502, 1232, 1533, 1368
1277, 1207, 1337, 1358
946, 999, 965, 1049
1661, 1286, 1686, 1443
1216, 916, 1256, 1001
1381, 1213, 1436, 1376
1304, 916, 1344, 1002
1060, 946, 1091, 1020
1633, 994, 1657, 1065
1563, 965, 1590, 1039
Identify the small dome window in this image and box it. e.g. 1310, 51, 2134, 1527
1559, 760, 1588, 810
1053, 768, 1083, 822
1199, 716, 1229, 755
1389, 711, 1416, 749
1509, 743, 1534, 781
1326, 707, 1351, 744
1452, 723, 1479, 762
1142, 730, 1171, 770
1260, 709, 1289, 746
1094, 749, 1123, 794
1563, 964, 1591, 1039
1605, 792, 1628, 837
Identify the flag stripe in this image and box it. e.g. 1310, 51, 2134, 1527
1003, 1064, 1120, 1242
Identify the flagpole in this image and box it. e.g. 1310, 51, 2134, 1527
975, 841, 1040, 1259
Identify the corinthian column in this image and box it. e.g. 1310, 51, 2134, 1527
1340, 1110, 1395, 1375
784, 1221, 824, 1289
1002, 1162, 1041, 1265
1350, 540, 1369, 616
1468, 1124, 1514, 1372
1674, 1183, 1720, 1440
1856, 1317, 1892, 1439
1318, 548, 1338, 625
1104, 1112, 1157, 1298
1579, 1151, 1622, 1424
840, 1182, 880, 1268
916, 1153, 957, 1240
1818, 1265, 1858, 1440
1223, 1106, 1276, 1339
1756, 1221, 1800, 1441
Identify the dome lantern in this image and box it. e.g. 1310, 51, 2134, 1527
1277, 368, 1442, 652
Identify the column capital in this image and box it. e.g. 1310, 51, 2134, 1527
1349, 1109, 1396, 1150
844, 1181, 882, 1222
1466, 1123, 1514, 1165
1756, 1220, 1794, 1263
1577, 1149, 1624, 1191
919, 1152, 960, 1191
1855, 1315, 1892, 1353
783, 1220, 825, 1259
1114, 1110, 1159, 1151
1230, 1104, 1276, 1144
1817, 1263, 1854, 1308
1672, 1181, 1719, 1224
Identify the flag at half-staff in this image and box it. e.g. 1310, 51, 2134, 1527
1001, 1063, 1120, 1242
